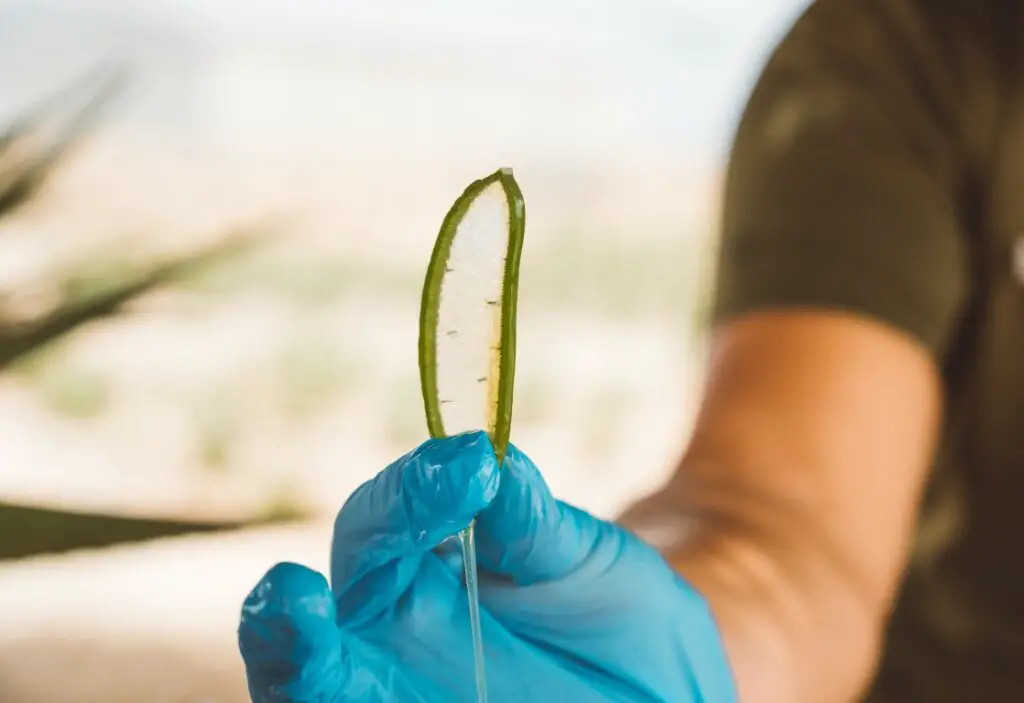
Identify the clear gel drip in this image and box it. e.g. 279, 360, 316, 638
459, 522, 487, 703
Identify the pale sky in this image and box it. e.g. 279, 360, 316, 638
0, 0, 808, 161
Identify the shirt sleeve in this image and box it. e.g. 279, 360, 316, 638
712, 0, 973, 357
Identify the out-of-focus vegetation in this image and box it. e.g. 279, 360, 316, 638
0, 68, 300, 561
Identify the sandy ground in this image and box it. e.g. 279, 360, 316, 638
0, 522, 329, 703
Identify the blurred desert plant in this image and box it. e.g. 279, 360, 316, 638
0, 66, 232, 370
0, 231, 268, 373
0, 67, 299, 561
0, 65, 125, 215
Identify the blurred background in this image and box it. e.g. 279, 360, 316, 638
0, 1, 808, 701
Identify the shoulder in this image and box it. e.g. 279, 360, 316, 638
714, 0, 1010, 357
741, 0, 1005, 173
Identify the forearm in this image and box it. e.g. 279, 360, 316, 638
619, 472, 889, 703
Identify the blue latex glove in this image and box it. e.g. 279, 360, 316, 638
238, 431, 737, 702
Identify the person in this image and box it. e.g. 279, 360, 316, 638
236, 0, 1024, 700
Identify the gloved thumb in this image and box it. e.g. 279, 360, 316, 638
330, 431, 500, 625
475, 443, 606, 585
238, 562, 352, 703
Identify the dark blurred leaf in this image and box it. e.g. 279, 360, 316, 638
0, 230, 268, 371
0, 65, 297, 561
0, 65, 127, 218
0, 499, 302, 562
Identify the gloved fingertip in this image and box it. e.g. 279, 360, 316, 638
331, 432, 501, 609
405, 430, 501, 521
242, 561, 335, 623
478, 442, 556, 537
476, 443, 581, 583
239, 562, 349, 702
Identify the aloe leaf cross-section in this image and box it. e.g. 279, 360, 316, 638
418, 167, 526, 464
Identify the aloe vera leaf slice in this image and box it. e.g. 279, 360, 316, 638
418, 167, 525, 464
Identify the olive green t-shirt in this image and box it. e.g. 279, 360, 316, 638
713, 0, 1024, 699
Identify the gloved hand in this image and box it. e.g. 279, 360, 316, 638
238, 431, 737, 702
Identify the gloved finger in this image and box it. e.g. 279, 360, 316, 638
475, 443, 603, 585
330, 431, 500, 616
239, 562, 354, 703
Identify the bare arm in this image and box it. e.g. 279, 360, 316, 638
621, 311, 942, 702
620, 0, 977, 698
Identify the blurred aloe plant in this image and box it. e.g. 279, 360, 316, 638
0, 67, 301, 561
0, 66, 264, 371
0, 66, 121, 209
